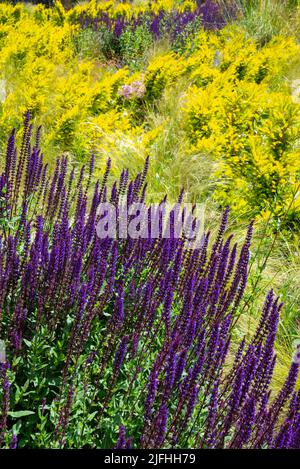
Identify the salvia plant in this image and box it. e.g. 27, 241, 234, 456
0, 113, 300, 449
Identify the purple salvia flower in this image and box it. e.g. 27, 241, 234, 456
155, 404, 169, 447
9, 433, 17, 449
113, 336, 128, 375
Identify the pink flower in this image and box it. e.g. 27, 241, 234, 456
118, 84, 133, 99
118, 80, 145, 99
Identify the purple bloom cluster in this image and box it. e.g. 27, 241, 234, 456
0, 114, 299, 448
75, 1, 230, 46
0, 363, 10, 446
115, 425, 132, 449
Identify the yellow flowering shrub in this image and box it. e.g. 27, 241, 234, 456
67, 0, 197, 23
180, 27, 300, 223
144, 53, 188, 99
0, 2, 130, 159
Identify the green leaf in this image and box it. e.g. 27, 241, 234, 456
9, 410, 35, 418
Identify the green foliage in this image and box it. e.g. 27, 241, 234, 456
119, 25, 153, 70
73, 27, 120, 61
226, 0, 300, 45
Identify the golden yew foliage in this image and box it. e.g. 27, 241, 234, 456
0, 2, 299, 223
